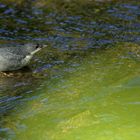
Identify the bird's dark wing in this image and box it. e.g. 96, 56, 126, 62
0, 47, 28, 58
0, 48, 26, 61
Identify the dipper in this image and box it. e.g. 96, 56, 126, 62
0, 43, 46, 71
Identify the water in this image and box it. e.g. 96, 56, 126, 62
0, 0, 140, 139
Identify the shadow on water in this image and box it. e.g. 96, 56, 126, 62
0, 67, 39, 113
0, 0, 140, 139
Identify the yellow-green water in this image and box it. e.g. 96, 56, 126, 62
2, 43, 139, 140
0, 0, 140, 139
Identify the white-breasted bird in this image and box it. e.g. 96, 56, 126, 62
0, 43, 46, 71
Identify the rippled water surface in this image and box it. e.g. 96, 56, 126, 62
0, 0, 140, 139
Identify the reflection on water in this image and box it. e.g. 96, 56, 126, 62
0, 67, 40, 114
0, 0, 140, 139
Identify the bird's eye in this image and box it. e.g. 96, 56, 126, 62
36, 44, 39, 48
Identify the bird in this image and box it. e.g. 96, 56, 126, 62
0, 43, 47, 72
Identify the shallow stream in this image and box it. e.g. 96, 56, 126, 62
0, 0, 140, 139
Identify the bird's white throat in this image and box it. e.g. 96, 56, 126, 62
30, 48, 41, 55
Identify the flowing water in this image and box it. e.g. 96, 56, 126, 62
0, 0, 140, 140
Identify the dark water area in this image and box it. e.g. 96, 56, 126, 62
0, 0, 140, 139
0, 0, 140, 45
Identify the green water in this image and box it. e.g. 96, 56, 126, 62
1, 44, 140, 140
0, 0, 140, 140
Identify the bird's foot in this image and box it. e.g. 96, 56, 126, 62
0, 72, 14, 77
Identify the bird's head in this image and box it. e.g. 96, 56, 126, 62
24, 43, 47, 54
